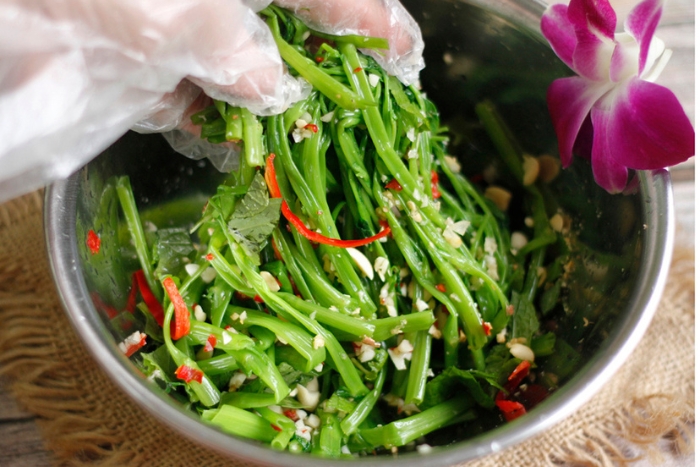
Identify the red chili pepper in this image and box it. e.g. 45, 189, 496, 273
504, 360, 531, 394
430, 170, 441, 199
353, 66, 362, 73
163, 277, 191, 340
253, 295, 265, 304
175, 364, 203, 384
134, 270, 165, 326
204, 334, 217, 353
125, 273, 138, 314
205, 253, 214, 262
123, 333, 147, 357
385, 179, 402, 191
482, 321, 493, 336
506, 304, 515, 316
266, 153, 391, 248
87, 229, 101, 255
265, 153, 282, 198
283, 409, 299, 421
315, 55, 324, 63
304, 123, 318, 133
519, 384, 550, 409
271, 424, 282, 432
435, 284, 447, 293
495, 399, 527, 422
90, 292, 119, 319
271, 240, 283, 261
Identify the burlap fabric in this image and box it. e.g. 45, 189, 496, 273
0, 191, 694, 466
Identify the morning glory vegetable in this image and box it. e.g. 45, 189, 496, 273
103, 5, 590, 457
541, 0, 694, 193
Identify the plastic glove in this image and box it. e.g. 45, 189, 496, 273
0, 0, 424, 203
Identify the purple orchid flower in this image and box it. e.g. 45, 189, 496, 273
541, 0, 694, 193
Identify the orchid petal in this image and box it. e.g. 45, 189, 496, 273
610, 34, 639, 82
568, 0, 617, 80
546, 76, 610, 167
590, 105, 630, 193
541, 4, 576, 69
567, 0, 617, 39
604, 78, 694, 170
624, 0, 663, 74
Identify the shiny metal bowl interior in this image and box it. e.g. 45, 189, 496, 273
45, 0, 674, 465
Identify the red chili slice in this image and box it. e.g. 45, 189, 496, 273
204, 334, 217, 353
430, 170, 441, 199
435, 284, 447, 293
87, 229, 101, 255
134, 270, 165, 326
163, 277, 191, 340
266, 153, 391, 248
123, 334, 147, 357
385, 179, 402, 191
495, 399, 527, 422
283, 409, 299, 421
175, 364, 203, 384
504, 360, 531, 394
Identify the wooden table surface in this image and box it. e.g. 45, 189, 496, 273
0, 0, 694, 465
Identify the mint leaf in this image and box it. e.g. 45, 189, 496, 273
152, 227, 195, 278
227, 173, 282, 265
511, 290, 539, 344
421, 367, 495, 410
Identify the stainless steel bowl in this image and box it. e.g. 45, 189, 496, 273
45, 0, 675, 464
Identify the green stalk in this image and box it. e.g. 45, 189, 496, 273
202, 405, 278, 442
281, 293, 376, 340
267, 16, 368, 110
405, 330, 432, 406
350, 397, 474, 450
340, 362, 387, 435
115, 176, 161, 300
225, 306, 326, 372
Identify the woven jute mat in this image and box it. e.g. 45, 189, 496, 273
0, 190, 694, 466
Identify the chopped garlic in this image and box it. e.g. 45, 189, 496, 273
374, 256, 390, 282
228, 372, 246, 391
509, 343, 535, 362
442, 227, 463, 248
184, 263, 199, 277
306, 413, 321, 429
484, 237, 498, 254
443, 155, 461, 173
193, 304, 207, 322
446, 217, 471, 236
201, 267, 217, 283
260, 271, 281, 292
496, 327, 508, 344
297, 382, 320, 411
406, 127, 416, 142
320, 111, 335, 122
368, 74, 380, 87
347, 247, 374, 280
313, 335, 325, 349
407, 148, 418, 159
428, 324, 442, 339
222, 331, 233, 345
511, 231, 528, 251
415, 299, 430, 312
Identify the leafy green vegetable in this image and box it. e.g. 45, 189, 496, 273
511, 290, 540, 344
421, 367, 497, 410
228, 173, 282, 264
152, 227, 196, 278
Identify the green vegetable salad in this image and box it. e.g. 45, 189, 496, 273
108, 5, 579, 457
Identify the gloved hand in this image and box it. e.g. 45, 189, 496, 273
0, 0, 424, 203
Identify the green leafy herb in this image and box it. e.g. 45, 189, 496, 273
228, 173, 282, 264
